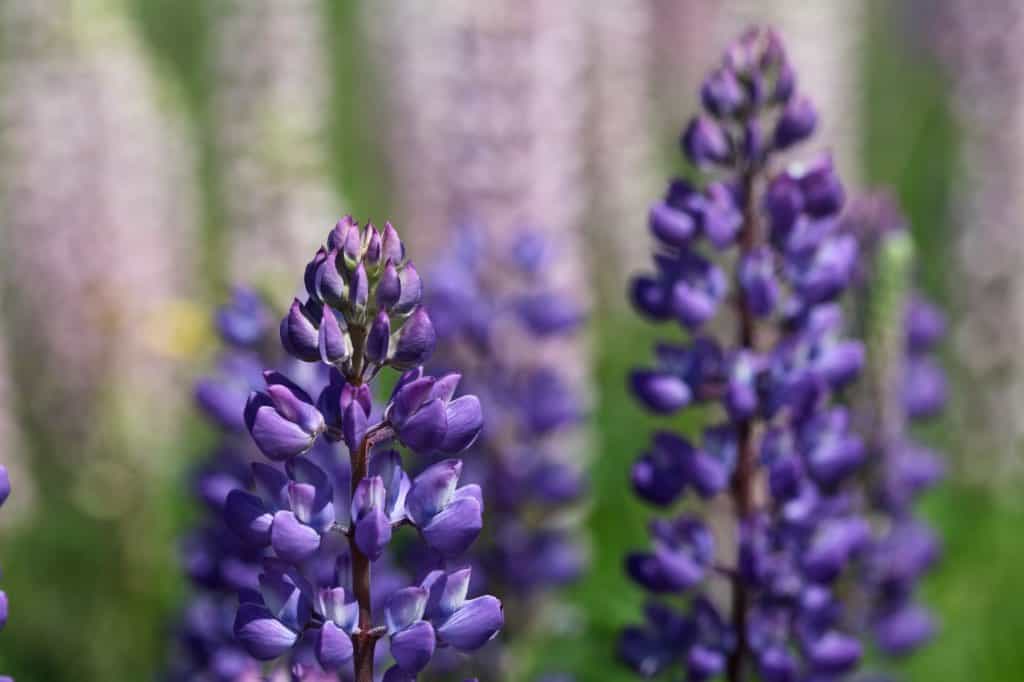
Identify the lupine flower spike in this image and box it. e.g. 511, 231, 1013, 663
221, 218, 501, 681
621, 29, 939, 682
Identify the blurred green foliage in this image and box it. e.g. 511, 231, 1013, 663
0, 1, 1022, 681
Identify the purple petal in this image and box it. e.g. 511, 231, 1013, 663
381, 222, 405, 263
806, 631, 862, 674
394, 262, 423, 314
245, 394, 316, 460
377, 261, 402, 309
318, 307, 351, 365
423, 568, 471, 621
439, 395, 483, 453
259, 565, 312, 632
393, 307, 436, 368
280, 299, 320, 362
391, 620, 436, 673
388, 376, 436, 428
316, 621, 354, 669
318, 587, 358, 632
264, 375, 322, 433
315, 249, 347, 305
354, 507, 392, 561
437, 595, 504, 651
270, 511, 321, 563
194, 378, 248, 431
428, 373, 462, 403
224, 490, 272, 546
351, 476, 386, 518
349, 263, 369, 310
234, 603, 298, 660
0, 466, 10, 508
874, 605, 934, 656
406, 460, 461, 525
630, 370, 691, 414
366, 311, 391, 363
398, 398, 448, 453
774, 96, 817, 149
251, 462, 289, 508
421, 496, 483, 557
649, 202, 696, 246
386, 587, 429, 633
342, 401, 368, 454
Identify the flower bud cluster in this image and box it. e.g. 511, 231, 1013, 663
222, 218, 500, 681
619, 28, 937, 682
421, 228, 588, 672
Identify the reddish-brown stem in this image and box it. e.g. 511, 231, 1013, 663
727, 167, 761, 682
348, 423, 395, 682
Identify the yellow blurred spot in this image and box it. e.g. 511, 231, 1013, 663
141, 299, 213, 359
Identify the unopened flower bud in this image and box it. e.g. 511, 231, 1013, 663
351, 476, 391, 560
327, 215, 357, 252
392, 308, 436, 368
349, 263, 369, 313
365, 225, 383, 268
316, 249, 347, 307
280, 299, 321, 362
381, 221, 405, 265
774, 96, 817, 150
367, 311, 391, 363
304, 248, 328, 301
701, 67, 745, 118
394, 262, 423, 314
682, 116, 731, 167
377, 261, 401, 310
318, 308, 351, 366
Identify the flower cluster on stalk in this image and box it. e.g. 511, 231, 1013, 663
421, 228, 588, 674
620, 28, 939, 682
171, 218, 503, 681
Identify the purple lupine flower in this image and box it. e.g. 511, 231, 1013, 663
621, 29, 938, 682
405, 460, 483, 557
215, 219, 502, 681
386, 370, 483, 455
165, 290, 287, 680
420, 227, 588, 678
842, 193, 947, 671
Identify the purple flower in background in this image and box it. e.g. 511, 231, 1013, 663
420, 226, 588, 678
842, 192, 947, 671
621, 28, 941, 682
166, 288, 292, 680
